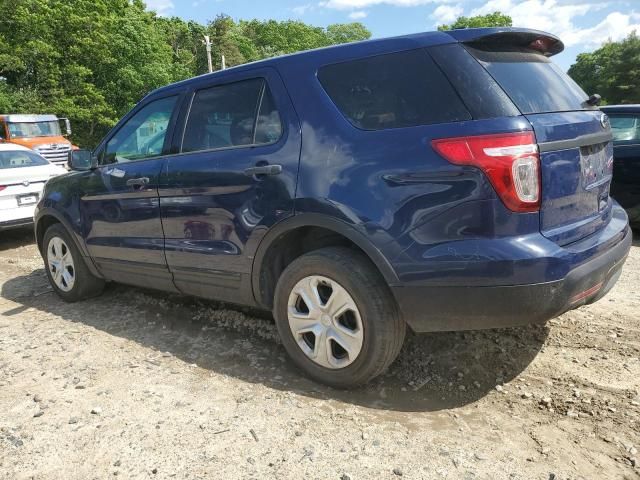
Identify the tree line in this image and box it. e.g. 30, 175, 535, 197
0, 3, 637, 148
0, 0, 370, 146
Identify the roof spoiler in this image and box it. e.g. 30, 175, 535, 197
445, 28, 564, 57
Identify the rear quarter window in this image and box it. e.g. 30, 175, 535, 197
429, 44, 520, 120
318, 49, 471, 130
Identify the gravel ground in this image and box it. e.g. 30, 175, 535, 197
0, 227, 638, 480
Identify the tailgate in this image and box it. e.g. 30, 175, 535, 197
460, 34, 613, 246
528, 111, 613, 245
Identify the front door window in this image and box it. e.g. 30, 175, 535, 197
104, 96, 178, 164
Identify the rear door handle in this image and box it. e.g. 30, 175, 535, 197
244, 164, 282, 177
126, 177, 150, 188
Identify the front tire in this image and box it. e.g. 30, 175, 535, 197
274, 247, 405, 388
43, 223, 105, 302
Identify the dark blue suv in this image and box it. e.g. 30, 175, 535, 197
35, 28, 632, 387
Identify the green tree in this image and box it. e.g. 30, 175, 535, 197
0, 0, 178, 146
326, 23, 371, 45
568, 32, 640, 105
207, 15, 248, 69
0, 0, 371, 146
438, 12, 512, 31
156, 16, 207, 79
237, 19, 370, 60
0, 81, 45, 114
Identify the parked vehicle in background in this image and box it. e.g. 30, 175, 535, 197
600, 105, 640, 228
0, 114, 74, 166
34, 28, 631, 387
0, 144, 66, 230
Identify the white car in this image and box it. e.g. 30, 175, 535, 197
0, 144, 66, 230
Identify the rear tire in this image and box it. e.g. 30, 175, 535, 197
274, 246, 405, 388
43, 223, 105, 302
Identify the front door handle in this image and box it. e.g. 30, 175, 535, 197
244, 164, 282, 177
126, 177, 150, 188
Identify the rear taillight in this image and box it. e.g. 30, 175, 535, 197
432, 132, 540, 213
0, 186, 6, 192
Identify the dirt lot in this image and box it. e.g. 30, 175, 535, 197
0, 228, 638, 480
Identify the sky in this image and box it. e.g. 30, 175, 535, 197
145, 0, 640, 70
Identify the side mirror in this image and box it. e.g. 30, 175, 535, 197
68, 149, 96, 171
60, 118, 72, 136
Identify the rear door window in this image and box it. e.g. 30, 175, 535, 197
466, 46, 592, 114
318, 49, 471, 130
254, 87, 283, 144
181, 79, 282, 153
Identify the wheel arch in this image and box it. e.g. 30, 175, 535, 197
35, 208, 103, 279
251, 213, 399, 309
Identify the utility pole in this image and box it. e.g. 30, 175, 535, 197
203, 35, 213, 73
221, 55, 226, 70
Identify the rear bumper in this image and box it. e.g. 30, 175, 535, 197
0, 205, 37, 229
391, 222, 632, 333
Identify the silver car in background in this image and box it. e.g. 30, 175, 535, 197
0, 144, 66, 230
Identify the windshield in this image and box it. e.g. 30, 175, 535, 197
467, 47, 592, 114
7, 121, 62, 138
0, 150, 49, 169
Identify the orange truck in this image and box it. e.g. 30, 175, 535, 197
0, 114, 74, 166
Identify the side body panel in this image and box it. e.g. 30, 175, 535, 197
160, 67, 302, 305
79, 158, 176, 291
603, 107, 640, 223
610, 139, 640, 220
41, 89, 187, 292
276, 46, 546, 289
611, 139, 640, 187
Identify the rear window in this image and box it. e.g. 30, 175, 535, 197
609, 114, 640, 142
0, 150, 49, 169
318, 49, 471, 130
466, 46, 592, 114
